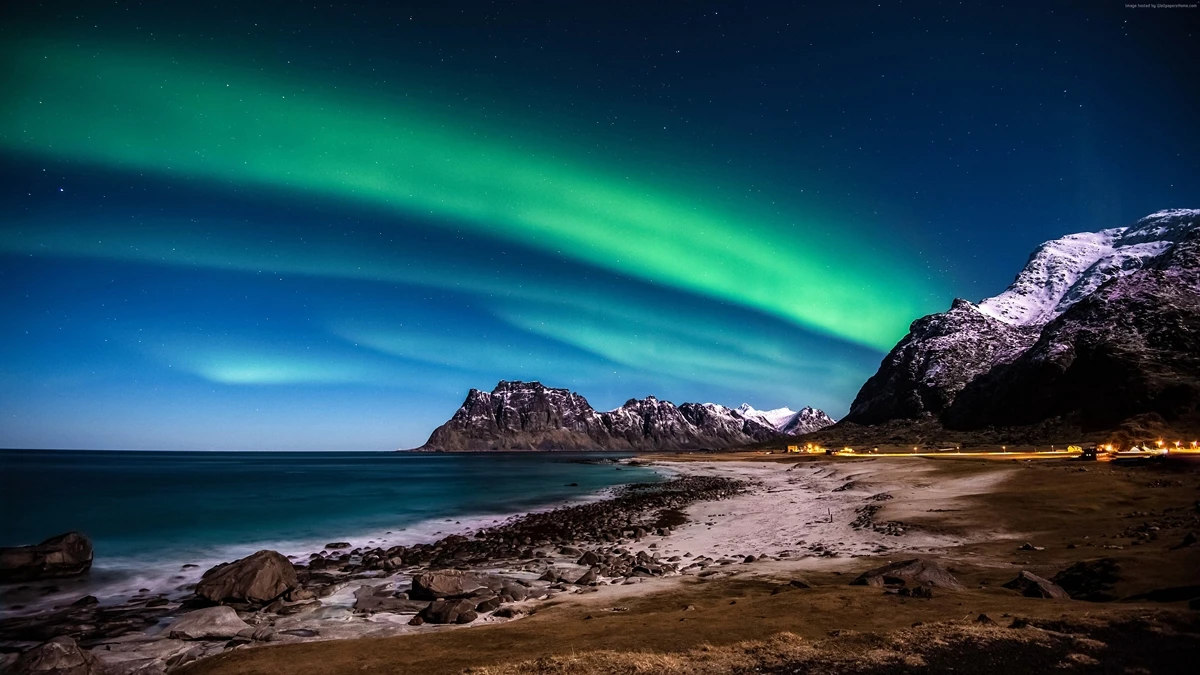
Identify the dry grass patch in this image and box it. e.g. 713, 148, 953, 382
463, 613, 1199, 675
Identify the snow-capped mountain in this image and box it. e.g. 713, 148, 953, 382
978, 209, 1198, 326
416, 382, 833, 451
735, 404, 836, 434
735, 404, 798, 429
844, 209, 1200, 432
778, 407, 838, 435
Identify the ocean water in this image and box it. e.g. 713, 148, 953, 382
0, 450, 661, 613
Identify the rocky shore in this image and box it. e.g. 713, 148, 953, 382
0, 474, 750, 674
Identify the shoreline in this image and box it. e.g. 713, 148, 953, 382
0, 457, 895, 672
0, 453, 661, 620
0, 461, 751, 671
6, 453, 1199, 674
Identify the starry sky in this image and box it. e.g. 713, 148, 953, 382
1, 1, 1197, 450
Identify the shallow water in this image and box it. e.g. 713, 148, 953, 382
0, 450, 659, 613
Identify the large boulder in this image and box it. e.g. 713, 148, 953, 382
850, 558, 965, 590
10, 636, 117, 675
195, 550, 298, 606
0, 533, 93, 582
1003, 571, 1069, 599
417, 598, 478, 624
410, 570, 482, 600
1051, 558, 1121, 602
166, 606, 251, 640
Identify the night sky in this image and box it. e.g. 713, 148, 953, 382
2, 2, 1197, 450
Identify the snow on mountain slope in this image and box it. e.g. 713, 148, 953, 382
778, 407, 837, 435
978, 210, 1200, 326
844, 208, 1200, 428
735, 403, 798, 430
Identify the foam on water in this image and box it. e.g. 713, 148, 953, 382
0, 451, 660, 617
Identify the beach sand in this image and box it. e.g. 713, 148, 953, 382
166, 453, 1200, 675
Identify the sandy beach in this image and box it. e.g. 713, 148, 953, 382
4, 452, 1199, 674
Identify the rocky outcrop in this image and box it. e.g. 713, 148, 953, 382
844, 300, 1039, 424
849, 558, 965, 590
417, 381, 833, 451
838, 209, 1200, 435
165, 606, 250, 640
195, 550, 298, 607
0, 532, 93, 582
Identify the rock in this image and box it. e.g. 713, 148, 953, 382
410, 570, 482, 600
1017, 543, 1045, 551
492, 606, 523, 618
1172, 532, 1198, 550
976, 613, 995, 624
352, 585, 428, 613
475, 596, 502, 613
577, 551, 600, 566
324, 542, 351, 549
850, 558, 964, 590
501, 583, 528, 601
195, 550, 298, 606
0, 533, 94, 582
1003, 571, 1069, 599
286, 588, 316, 602
418, 598, 478, 624
1051, 558, 1121, 601
574, 568, 598, 585
559, 546, 582, 556
771, 579, 812, 594
9, 637, 116, 675
166, 606, 251, 640
70, 595, 99, 607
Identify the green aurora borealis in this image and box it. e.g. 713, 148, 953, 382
3, 1, 1194, 450
1, 42, 939, 350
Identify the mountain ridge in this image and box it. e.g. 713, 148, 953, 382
415, 381, 835, 452
836, 208, 1200, 439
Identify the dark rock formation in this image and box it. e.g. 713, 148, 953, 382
1051, 558, 1122, 602
0, 532, 93, 582
195, 550, 298, 606
844, 299, 1039, 424
417, 598, 478, 624
417, 381, 830, 451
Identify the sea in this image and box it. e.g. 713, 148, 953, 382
0, 450, 662, 615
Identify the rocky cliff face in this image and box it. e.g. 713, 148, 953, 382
842, 209, 1200, 433
417, 382, 833, 451
945, 227, 1200, 431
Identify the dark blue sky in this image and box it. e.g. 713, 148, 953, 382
1, 1, 1197, 449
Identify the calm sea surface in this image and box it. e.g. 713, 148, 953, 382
0, 450, 660, 612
